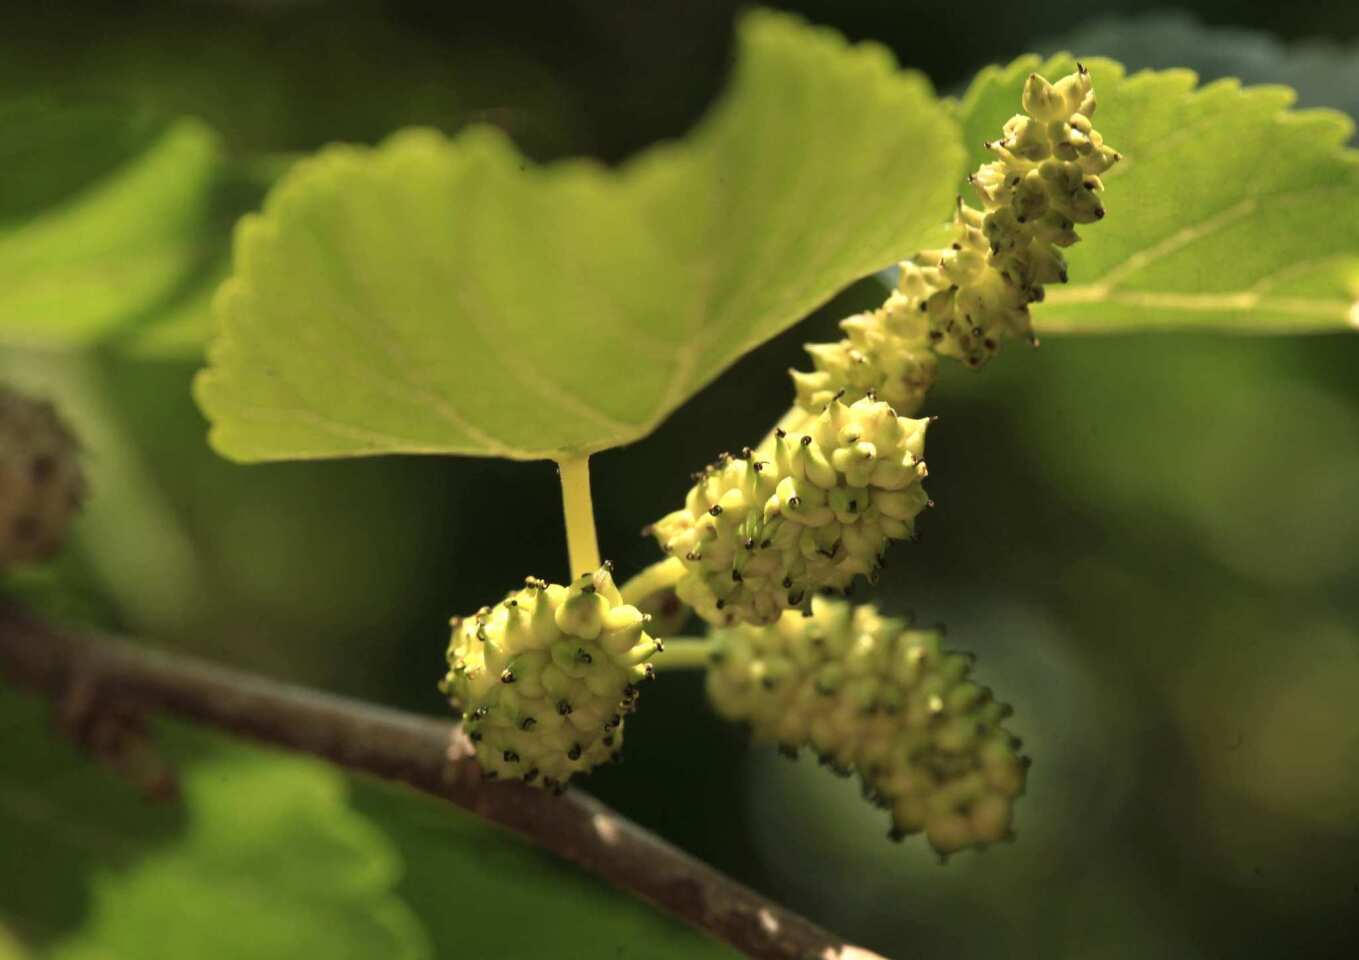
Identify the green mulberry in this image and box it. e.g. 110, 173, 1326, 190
790, 291, 938, 418
649, 396, 929, 627
920, 66, 1119, 366
0, 384, 85, 570
788, 64, 1120, 405
706, 598, 1028, 856
441, 564, 660, 790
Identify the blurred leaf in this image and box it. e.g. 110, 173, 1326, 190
193, 10, 963, 463
956, 56, 1359, 335
348, 780, 740, 959
0, 689, 738, 958
1041, 12, 1359, 128
0, 694, 427, 959
0, 925, 29, 960
0, 101, 221, 348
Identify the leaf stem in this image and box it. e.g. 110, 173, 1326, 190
556, 455, 600, 578
652, 638, 716, 672
620, 556, 687, 606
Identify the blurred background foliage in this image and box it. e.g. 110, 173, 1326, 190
2, 1, 1358, 957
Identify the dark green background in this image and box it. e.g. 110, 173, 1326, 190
3, 1, 1358, 957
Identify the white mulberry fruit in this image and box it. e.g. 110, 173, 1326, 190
0, 384, 85, 570
649, 396, 929, 626
441, 564, 660, 790
706, 597, 1028, 855
788, 65, 1120, 403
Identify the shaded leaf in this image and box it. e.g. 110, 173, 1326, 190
955, 56, 1359, 335
348, 779, 741, 959
194, 10, 964, 462
0, 688, 735, 958
0, 100, 221, 347
0, 693, 426, 959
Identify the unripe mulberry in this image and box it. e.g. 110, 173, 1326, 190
905, 65, 1119, 368
441, 564, 660, 790
0, 384, 85, 570
649, 396, 929, 627
787, 65, 1120, 403
791, 291, 938, 418
707, 598, 1027, 856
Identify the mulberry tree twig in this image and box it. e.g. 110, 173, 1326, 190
0, 603, 884, 960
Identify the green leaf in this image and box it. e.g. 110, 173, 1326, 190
0, 99, 222, 348
347, 779, 740, 959
194, 10, 963, 462
0, 693, 426, 959
0, 688, 737, 958
1040, 12, 1359, 126
955, 56, 1359, 335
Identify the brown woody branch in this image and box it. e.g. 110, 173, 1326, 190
0, 604, 885, 960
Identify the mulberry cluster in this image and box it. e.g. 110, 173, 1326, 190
649, 396, 929, 627
441, 564, 660, 790
789, 65, 1120, 403
707, 598, 1028, 855
0, 384, 85, 570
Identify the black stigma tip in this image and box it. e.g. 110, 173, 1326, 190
568, 744, 582, 760
800, 434, 813, 447
744, 538, 755, 550
782, 577, 793, 588
469, 731, 482, 742
951, 242, 961, 250
775, 427, 786, 438
732, 569, 743, 582
709, 505, 723, 517
501, 670, 516, 684
603, 559, 614, 571
760, 539, 772, 549
582, 583, 596, 594
789, 496, 801, 508
557, 700, 572, 716
602, 734, 615, 747
523, 769, 539, 783
503, 750, 519, 763
715, 599, 726, 610
521, 717, 536, 730
643, 663, 656, 680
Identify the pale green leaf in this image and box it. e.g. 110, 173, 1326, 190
1041, 12, 1359, 126
0, 689, 736, 958
0, 693, 427, 960
194, 10, 964, 462
0, 100, 222, 347
348, 779, 741, 959
955, 56, 1359, 335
